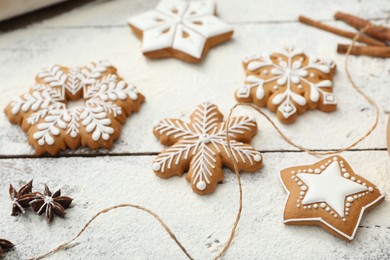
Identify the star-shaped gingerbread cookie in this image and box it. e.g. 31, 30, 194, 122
236, 48, 337, 124
152, 102, 262, 195
280, 156, 385, 241
128, 0, 233, 63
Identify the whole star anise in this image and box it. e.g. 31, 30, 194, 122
9, 180, 36, 216
0, 239, 14, 257
30, 184, 73, 223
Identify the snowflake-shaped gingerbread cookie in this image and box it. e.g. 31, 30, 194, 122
128, 0, 233, 62
152, 102, 262, 195
236, 48, 337, 124
4, 61, 145, 155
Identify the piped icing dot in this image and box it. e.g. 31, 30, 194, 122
308, 168, 313, 173
347, 196, 354, 202
346, 203, 351, 207
254, 154, 262, 162
368, 187, 374, 192
354, 195, 358, 199
297, 204, 300, 208
320, 165, 325, 169
314, 168, 321, 174
351, 177, 356, 181
320, 203, 326, 208
152, 163, 161, 171
291, 170, 296, 174
333, 157, 338, 161
363, 183, 367, 186
196, 181, 206, 190
297, 181, 303, 186
300, 191, 305, 195
294, 178, 299, 181
313, 204, 318, 209
199, 134, 211, 144
342, 218, 346, 222
343, 173, 350, 178
325, 207, 330, 212
308, 205, 311, 209
334, 214, 337, 218
300, 185, 307, 191
342, 168, 347, 173
303, 206, 307, 209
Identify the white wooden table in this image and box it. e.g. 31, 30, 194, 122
0, 0, 389, 259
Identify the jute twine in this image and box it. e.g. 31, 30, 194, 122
31, 26, 378, 260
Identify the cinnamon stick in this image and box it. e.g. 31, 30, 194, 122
337, 44, 390, 58
298, 16, 386, 46
335, 12, 390, 42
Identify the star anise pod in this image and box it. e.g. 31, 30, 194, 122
0, 239, 14, 257
30, 184, 73, 223
9, 180, 36, 216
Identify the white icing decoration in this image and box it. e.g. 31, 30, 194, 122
10, 62, 141, 146
297, 161, 367, 218
242, 47, 336, 119
196, 181, 207, 190
128, 0, 233, 59
153, 102, 261, 191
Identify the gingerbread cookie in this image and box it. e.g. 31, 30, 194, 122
235, 48, 337, 124
152, 102, 262, 195
128, 0, 233, 63
280, 156, 384, 241
4, 61, 145, 155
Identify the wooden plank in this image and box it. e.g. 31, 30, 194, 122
0, 151, 388, 259
0, 20, 389, 156
31, 0, 390, 27
0, 0, 69, 22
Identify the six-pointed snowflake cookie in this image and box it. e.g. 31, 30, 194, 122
280, 156, 384, 241
4, 61, 145, 155
235, 48, 337, 124
128, 0, 233, 63
152, 102, 262, 195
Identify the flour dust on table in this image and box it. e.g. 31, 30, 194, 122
128, 0, 233, 63
4, 61, 145, 155
280, 156, 385, 241
152, 101, 262, 195
236, 48, 337, 124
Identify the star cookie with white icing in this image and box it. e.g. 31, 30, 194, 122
280, 156, 385, 241
4, 61, 145, 155
152, 102, 262, 195
128, 0, 233, 63
236, 47, 337, 124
